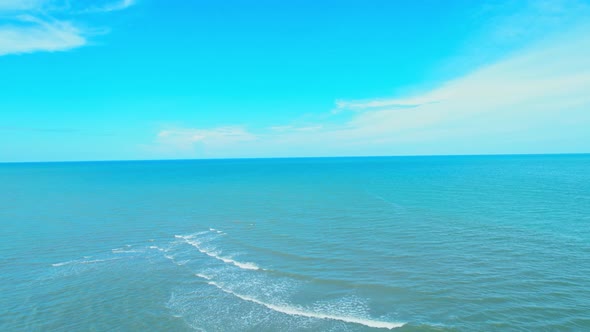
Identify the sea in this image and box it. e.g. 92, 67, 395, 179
1, 154, 589, 331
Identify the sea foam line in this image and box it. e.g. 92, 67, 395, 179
112, 249, 141, 254
195, 273, 212, 280
209, 228, 224, 234
51, 258, 118, 267
188, 239, 259, 270
149, 245, 167, 252
175, 231, 208, 239
175, 234, 260, 271
203, 280, 404, 330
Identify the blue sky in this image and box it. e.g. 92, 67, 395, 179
1, 0, 589, 161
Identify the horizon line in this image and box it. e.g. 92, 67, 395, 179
1, 152, 589, 165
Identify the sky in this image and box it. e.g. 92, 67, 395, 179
0, 0, 589, 162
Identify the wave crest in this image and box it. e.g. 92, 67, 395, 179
176, 233, 260, 271
203, 279, 404, 330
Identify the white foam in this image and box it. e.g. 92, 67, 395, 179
215, 255, 259, 271
175, 231, 208, 240
51, 258, 117, 267
209, 228, 224, 234
112, 248, 140, 254
206, 281, 404, 329
180, 236, 260, 271
195, 273, 212, 280
149, 245, 166, 252
52, 260, 76, 267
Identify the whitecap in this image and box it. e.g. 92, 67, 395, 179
112, 248, 141, 254
180, 236, 260, 271
51, 258, 118, 267
175, 231, 208, 240
52, 260, 76, 267
206, 281, 404, 330
195, 273, 212, 280
149, 245, 166, 252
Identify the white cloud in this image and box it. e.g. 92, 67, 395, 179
103, 0, 134, 12
153, 24, 590, 158
155, 127, 257, 157
323, 29, 590, 154
269, 125, 323, 132
0, 16, 85, 55
0, 0, 136, 56
0, 0, 45, 11
73, 0, 136, 13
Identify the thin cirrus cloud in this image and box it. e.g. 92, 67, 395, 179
0, 0, 43, 10
0, 15, 85, 55
64, 0, 135, 13
0, 0, 135, 56
156, 127, 257, 153
155, 23, 590, 158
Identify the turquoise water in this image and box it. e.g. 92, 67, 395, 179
1, 155, 590, 331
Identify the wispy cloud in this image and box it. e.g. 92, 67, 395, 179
0, 15, 85, 55
0, 0, 44, 11
334, 99, 430, 113
323, 26, 590, 154
149, 2, 590, 158
152, 22, 590, 158
0, 0, 136, 56
99, 0, 134, 12
269, 125, 323, 133
153, 126, 257, 157
66, 0, 136, 14
0, 126, 77, 133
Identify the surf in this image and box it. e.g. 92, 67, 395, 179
175, 232, 260, 271
201, 277, 405, 330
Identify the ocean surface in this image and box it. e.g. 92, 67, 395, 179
1, 155, 589, 331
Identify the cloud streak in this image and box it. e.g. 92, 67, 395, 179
0, 15, 85, 55
67, 0, 136, 14
0, 0, 44, 11
0, 126, 77, 133
0, 0, 136, 56
147, 1, 590, 158
152, 22, 590, 158
153, 127, 257, 157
